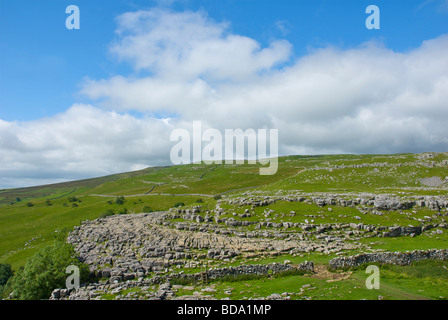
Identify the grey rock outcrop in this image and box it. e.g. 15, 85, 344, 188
67, 212, 350, 280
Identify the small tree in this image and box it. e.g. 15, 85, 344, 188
8, 241, 89, 300
26, 202, 34, 207
68, 196, 78, 203
115, 196, 125, 205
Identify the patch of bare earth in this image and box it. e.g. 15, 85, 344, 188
311, 264, 352, 282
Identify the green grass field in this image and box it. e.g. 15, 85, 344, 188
95, 259, 448, 300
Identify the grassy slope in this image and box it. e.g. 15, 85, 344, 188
0, 152, 447, 299
0, 160, 299, 268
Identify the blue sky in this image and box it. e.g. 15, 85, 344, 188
1, 0, 448, 188
1, 0, 447, 121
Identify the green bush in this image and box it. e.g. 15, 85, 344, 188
118, 207, 128, 215
173, 202, 185, 208
68, 196, 79, 203
213, 195, 222, 200
100, 209, 116, 218
26, 202, 34, 207
142, 206, 153, 213
8, 241, 90, 300
115, 196, 125, 205
0, 264, 14, 298
196, 198, 204, 203
0, 264, 13, 286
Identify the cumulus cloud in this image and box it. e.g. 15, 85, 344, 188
0, 105, 176, 188
110, 9, 292, 81
1, 8, 448, 188
83, 9, 448, 149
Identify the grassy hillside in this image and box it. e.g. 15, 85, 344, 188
1, 152, 447, 268
1, 152, 447, 300
0, 160, 298, 268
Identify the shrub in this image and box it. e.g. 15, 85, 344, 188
173, 202, 185, 208
196, 198, 204, 203
68, 196, 78, 203
100, 209, 116, 218
0, 264, 13, 286
8, 241, 90, 300
118, 207, 128, 215
142, 206, 153, 213
115, 196, 125, 205
26, 202, 34, 207
213, 195, 222, 200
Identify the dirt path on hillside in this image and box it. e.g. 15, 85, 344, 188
336, 266, 431, 300
378, 283, 430, 300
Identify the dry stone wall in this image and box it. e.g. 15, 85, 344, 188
328, 249, 448, 270
50, 262, 313, 300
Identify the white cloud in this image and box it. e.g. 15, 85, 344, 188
110, 9, 292, 81
1, 8, 448, 188
0, 105, 177, 188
